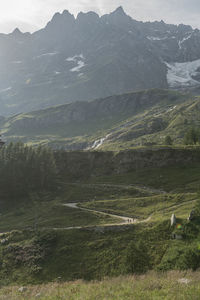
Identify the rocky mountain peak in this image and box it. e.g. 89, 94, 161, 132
178, 23, 193, 33
11, 28, 23, 36
76, 11, 100, 23
101, 6, 130, 27
62, 9, 73, 17
47, 10, 75, 27
112, 6, 126, 16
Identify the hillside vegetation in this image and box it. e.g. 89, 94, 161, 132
0, 144, 200, 288
1, 271, 200, 299
1, 89, 198, 150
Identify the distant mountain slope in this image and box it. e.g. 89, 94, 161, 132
1, 89, 196, 150
1, 7, 200, 115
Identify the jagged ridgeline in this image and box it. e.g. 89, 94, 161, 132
1, 7, 200, 115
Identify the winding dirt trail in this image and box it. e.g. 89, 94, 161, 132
64, 203, 135, 224
62, 203, 151, 229
59, 197, 196, 231
53, 183, 196, 231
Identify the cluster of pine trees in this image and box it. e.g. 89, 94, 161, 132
165, 128, 200, 146
0, 142, 58, 206
184, 128, 200, 145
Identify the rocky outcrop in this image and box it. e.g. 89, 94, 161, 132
188, 210, 195, 221
171, 214, 176, 226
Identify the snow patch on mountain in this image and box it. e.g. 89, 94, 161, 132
178, 33, 193, 49
11, 61, 22, 64
36, 52, 58, 58
147, 36, 161, 41
147, 36, 168, 41
66, 54, 86, 72
165, 59, 200, 87
71, 61, 85, 72
147, 35, 176, 41
66, 54, 84, 62
0, 87, 12, 93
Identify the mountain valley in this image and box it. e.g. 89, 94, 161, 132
1, 5, 200, 299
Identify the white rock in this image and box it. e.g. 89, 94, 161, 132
1, 238, 8, 245
178, 278, 191, 284
18, 286, 27, 293
171, 214, 176, 226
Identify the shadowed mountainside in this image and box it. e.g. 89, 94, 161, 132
1, 89, 199, 150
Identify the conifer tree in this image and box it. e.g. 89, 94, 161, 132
0, 143, 58, 207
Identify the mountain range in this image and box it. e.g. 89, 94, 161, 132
1, 7, 200, 116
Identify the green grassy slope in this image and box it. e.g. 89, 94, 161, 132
0, 89, 194, 150
0, 155, 199, 286
0, 200, 118, 232
1, 214, 200, 285
81, 193, 197, 221
100, 96, 200, 150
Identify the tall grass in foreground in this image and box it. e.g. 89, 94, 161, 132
0, 270, 200, 300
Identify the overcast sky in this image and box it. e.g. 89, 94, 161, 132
0, 0, 200, 33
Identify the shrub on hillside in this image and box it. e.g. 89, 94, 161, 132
184, 128, 200, 145
124, 240, 150, 274
158, 244, 200, 271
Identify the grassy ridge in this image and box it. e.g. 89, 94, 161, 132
1, 89, 200, 151
0, 89, 194, 150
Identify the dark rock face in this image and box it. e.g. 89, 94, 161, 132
0, 7, 200, 115
56, 148, 200, 179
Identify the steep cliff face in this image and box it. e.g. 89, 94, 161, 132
56, 148, 200, 179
